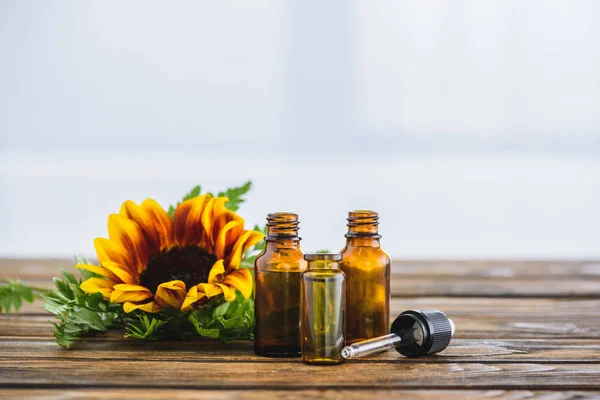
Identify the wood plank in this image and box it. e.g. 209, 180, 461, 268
2, 389, 600, 400
3, 259, 600, 278
12, 296, 600, 317
4, 259, 600, 298
1, 360, 599, 389
393, 260, 600, 277
0, 338, 598, 363
14, 276, 600, 298
392, 276, 600, 297
4, 297, 600, 339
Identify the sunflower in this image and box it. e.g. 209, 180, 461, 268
76, 195, 263, 313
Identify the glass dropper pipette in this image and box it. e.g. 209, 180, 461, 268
341, 309, 455, 359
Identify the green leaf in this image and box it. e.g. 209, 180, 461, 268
215, 315, 251, 331
189, 305, 215, 327
60, 269, 80, 286
76, 256, 104, 280
182, 185, 202, 202
193, 325, 221, 339
0, 280, 37, 314
51, 322, 82, 349
69, 306, 108, 331
41, 291, 72, 316
125, 314, 168, 340
167, 181, 253, 218
167, 205, 176, 219
42, 266, 124, 349
212, 300, 232, 318
83, 292, 105, 310
218, 181, 252, 212
188, 291, 255, 342
188, 310, 220, 339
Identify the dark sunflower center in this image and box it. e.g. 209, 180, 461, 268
140, 246, 217, 294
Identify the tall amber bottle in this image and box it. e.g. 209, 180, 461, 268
340, 210, 391, 344
254, 213, 307, 357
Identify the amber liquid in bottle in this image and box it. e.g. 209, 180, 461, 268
301, 254, 345, 365
254, 213, 307, 357
339, 210, 391, 344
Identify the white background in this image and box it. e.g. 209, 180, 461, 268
1, 1, 599, 259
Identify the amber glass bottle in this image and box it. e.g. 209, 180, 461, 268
301, 253, 345, 365
340, 210, 391, 344
254, 213, 307, 357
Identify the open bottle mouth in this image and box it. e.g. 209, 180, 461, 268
345, 210, 381, 238
265, 212, 301, 241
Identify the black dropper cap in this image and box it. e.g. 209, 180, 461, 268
390, 309, 454, 358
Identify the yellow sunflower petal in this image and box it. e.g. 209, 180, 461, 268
197, 283, 224, 298
208, 259, 225, 284
80, 278, 115, 300
109, 283, 153, 304
227, 230, 264, 270
123, 301, 162, 313
94, 238, 136, 274
140, 198, 173, 250
180, 285, 207, 312
187, 195, 212, 248
112, 283, 150, 292
222, 268, 253, 299
200, 197, 228, 247
119, 200, 161, 252
173, 195, 209, 247
101, 261, 136, 284
173, 200, 191, 246
75, 264, 119, 282
110, 290, 153, 304
154, 280, 187, 309
107, 214, 150, 273
211, 207, 244, 245
214, 220, 242, 260
214, 283, 236, 301
196, 197, 215, 248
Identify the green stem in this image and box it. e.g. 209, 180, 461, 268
0, 278, 50, 295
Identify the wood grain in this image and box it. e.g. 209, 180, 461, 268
4, 297, 600, 339
2, 258, 600, 397
11, 296, 600, 316
0, 338, 598, 363
4, 258, 600, 298
13, 276, 600, 298
1, 359, 600, 389
1, 389, 600, 400
4, 259, 600, 278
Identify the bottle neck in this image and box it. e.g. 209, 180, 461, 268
265, 212, 301, 243
308, 260, 340, 270
346, 237, 380, 247
266, 240, 301, 250
345, 210, 381, 241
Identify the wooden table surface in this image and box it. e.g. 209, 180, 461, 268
1, 259, 600, 399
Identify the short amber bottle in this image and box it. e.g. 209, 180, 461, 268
339, 210, 391, 344
254, 213, 307, 357
301, 253, 346, 365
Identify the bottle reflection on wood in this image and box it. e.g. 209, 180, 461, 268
254, 213, 306, 357
340, 210, 391, 344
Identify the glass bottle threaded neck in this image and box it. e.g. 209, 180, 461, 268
304, 253, 342, 270
345, 210, 381, 238
266, 212, 300, 241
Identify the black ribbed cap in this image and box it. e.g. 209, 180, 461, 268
390, 309, 453, 358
